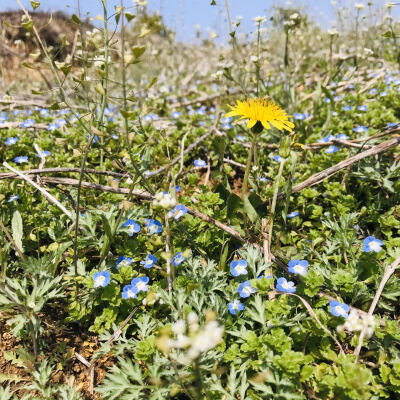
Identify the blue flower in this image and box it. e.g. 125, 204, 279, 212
387, 122, 398, 128
47, 122, 60, 131
325, 145, 338, 154
171, 111, 181, 119
194, 159, 207, 167
236, 134, 245, 142
131, 276, 149, 293
36, 150, 51, 158
288, 259, 309, 276
258, 176, 269, 183
56, 118, 67, 126
39, 108, 49, 116
380, 91, 388, 97
111, 134, 119, 140
222, 116, 232, 124
122, 284, 137, 299
336, 133, 349, 140
230, 259, 248, 277
171, 252, 186, 266
273, 155, 283, 163
20, 119, 35, 128
222, 123, 232, 130
168, 204, 188, 220
8, 194, 19, 202
287, 211, 299, 219
363, 236, 383, 253
353, 125, 368, 134
346, 84, 355, 90
116, 256, 134, 269
342, 105, 352, 111
144, 219, 162, 234
121, 219, 141, 236
329, 300, 350, 318
93, 271, 111, 288
140, 254, 158, 269
0, 112, 8, 122
237, 281, 257, 298
323, 97, 331, 103
14, 156, 28, 164
317, 134, 335, 143
357, 105, 368, 111
293, 113, 306, 120
5, 137, 18, 146
276, 277, 296, 293
228, 299, 245, 315
368, 88, 378, 95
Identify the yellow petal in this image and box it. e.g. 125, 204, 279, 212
247, 119, 257, 129
261, 120, 271, 130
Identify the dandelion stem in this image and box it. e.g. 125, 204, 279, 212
242, 134, 257, 198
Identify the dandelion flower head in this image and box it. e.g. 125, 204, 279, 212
226, 98, 294, 132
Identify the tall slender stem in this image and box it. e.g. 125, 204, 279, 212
242, 134, 257, 198
268, 158, 286, 256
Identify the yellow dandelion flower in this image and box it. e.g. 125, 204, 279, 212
226, 98, 295, 132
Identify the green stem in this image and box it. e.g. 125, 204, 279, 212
242, 134, 257, 198
268, 158, 286, 255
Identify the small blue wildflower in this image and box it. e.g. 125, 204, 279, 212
221, 116, 232, 124
258, 176, 269, 183
47, 122, 59, 131
121, 219, 141, 236
56, 118, 67, 126
325, 145, 338, 154
273, 155, 283, 163
14, 156, 28, 164
237, 281, 257, 298
228, 299, 245, 315
293, 113, 306, 120
111, 134, 119, 140
387, 122, 398, 128
168, 204, 188, 220
144, 219, 162, 234
346, 84, 355, 90
0, 112, 8, 122
230, 259, 248, 277
276, 277, 296, 293
122, 285, 137, 299
353, 125, 368, 134
336, 133, 349, 140
93, 271, 111, 288
323, 97, 331, 103
131, 276, 149, 293
196, 108, 206, 115
287, 211, 299, 219
368, 88, 378, 95
363, 236, 384, 253
236, 134, 245, 141
8, 194, 19, 202
171, 252, 186, 266
317, 134, 335, 143
288, 259, 309, 276
222, 123, 232, 130
116, 256, 134, 269
140, 254, 158, 269
342, 105, 352, 111
39, 108, 49, 116
329, 300, 350, 318
20, 119, 35, 128
380, 91, 388, 97
36, 150, 51, 158
357, 105, 368, 111
194, 159, 207, 167
171, 111, 181, 119
5, 137, 18, 146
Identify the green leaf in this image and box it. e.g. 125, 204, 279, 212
21, 20, 34, 31
31, 1, 40, 10
382, 31, 393, 38
11, 211, 24, 255
147, 77, 157, 89
243, 194, 259, 223
125, 12, 135, 22
227, 193, 242, 219
71, 14, 82, 24
132, 46, 146, 58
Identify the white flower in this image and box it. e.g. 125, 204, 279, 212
153, 192, 176, 209
386, 2, 395, 8
250, 55, 259, 63
328, 29, 338, 36
355, 3, 365, 10
172, 320, 186, 335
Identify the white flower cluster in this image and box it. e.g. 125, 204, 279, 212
252, 16, 266, 25
153, 192, 176, 209
337, 310, 375, 338
158, 312, 224, 364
